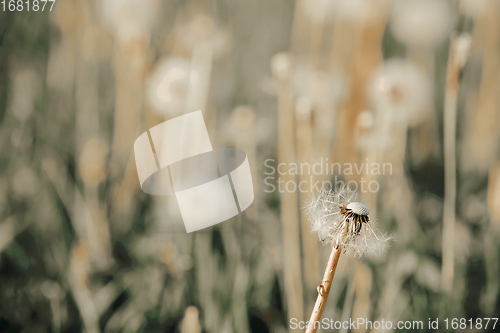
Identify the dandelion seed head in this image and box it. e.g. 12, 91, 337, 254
453, 34, 472, 69
369, 59, 429, 125
460, 0, 491, 18
333, 0, 389, 23
346, 202, 370, 216
307, 186, 392, 257
391, 0, 452, 48
300, 0, 335, 22
357, 110, 375, 130
230, 106, 256, 132
78, 136, 109, 187
292, 65, 344, 106
270, 52, 292, 82
176, 14, 229, 56
147, 57, 191, 117
101, 0, 157, 41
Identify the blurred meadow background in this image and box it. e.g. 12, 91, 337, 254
1, 0, 500, 332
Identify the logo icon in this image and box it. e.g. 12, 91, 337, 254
134, 110, 254, 232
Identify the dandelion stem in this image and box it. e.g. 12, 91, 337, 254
296, 98, 320, 314
305, 226, 347, 333
272, 52, 305, 326
442, 33, 471, 292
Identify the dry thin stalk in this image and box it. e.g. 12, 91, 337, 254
69, 241, 100, 333
295, 98, 320, 312
350, 263, 373, 333
290, 0, 310, 62
109, 39, 148, 234
180, 306, 202, 333
193, 233, 220, 332
305, 226, 348, 333
338, 265, 356, 333
407, 47, 441, 164
463, 4, 500, 171
110, 42, 147, 170
442, 34, 472, 291
220, 220, 250, 333
272, 53, 305, 327
231, 106, 258, 217
185, 42, 213, 115
277, 95, 305, 327
329, 16, 357, 75
306, 4, 327, 66
333, 5, 387, 212
376, 252, 418, 327
488, 161, 500, 225
333, 8, 389, 165
75, 1, 112, 269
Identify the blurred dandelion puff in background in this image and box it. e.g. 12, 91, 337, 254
175, 14, 229, 56
292, 64, 345, 107
147, 57, 191, 117
391, 0, 452, 48
101, 0, 157, 42
333, 0, 389, 23
369, 59, 429, 125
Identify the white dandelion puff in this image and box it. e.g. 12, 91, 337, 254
333, 0, 390, 23
306, 186, 392, 257
460, 0, 491, 18
391, 0, 452, 49
369, 59, 430, 126
101, 0, 157, 42
147, 57, 191, 117
291, 64, 345, 107
175, 14, 229, 57
299, 0, 334, 22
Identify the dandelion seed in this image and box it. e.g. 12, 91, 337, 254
307, 185, 391, 257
